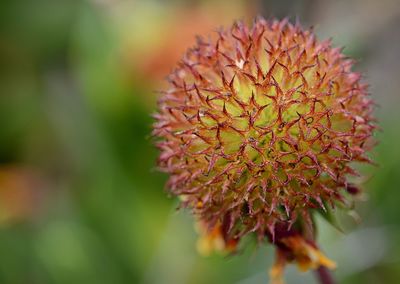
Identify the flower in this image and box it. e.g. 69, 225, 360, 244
153, 17, 376, 282
195, 220, 238, 256
270, 233, 336, 284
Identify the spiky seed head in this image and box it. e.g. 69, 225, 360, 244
153, 18, 375, 242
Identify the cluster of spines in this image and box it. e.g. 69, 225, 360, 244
154, 18, 375, 240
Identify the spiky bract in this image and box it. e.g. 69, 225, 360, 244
154, 18, 375, 241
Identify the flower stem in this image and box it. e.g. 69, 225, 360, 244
315, 266, 336, 284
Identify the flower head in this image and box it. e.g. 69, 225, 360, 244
153, 17, 375, 281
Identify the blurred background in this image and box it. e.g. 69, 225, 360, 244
0, 0, 399, 283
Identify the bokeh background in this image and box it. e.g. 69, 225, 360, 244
1, 0, 399, 283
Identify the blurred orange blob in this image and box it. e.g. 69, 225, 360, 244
195, 220, 238, 256
122, 1, 257, 86
0, 166, 46, 225
270, 235, 336, 284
